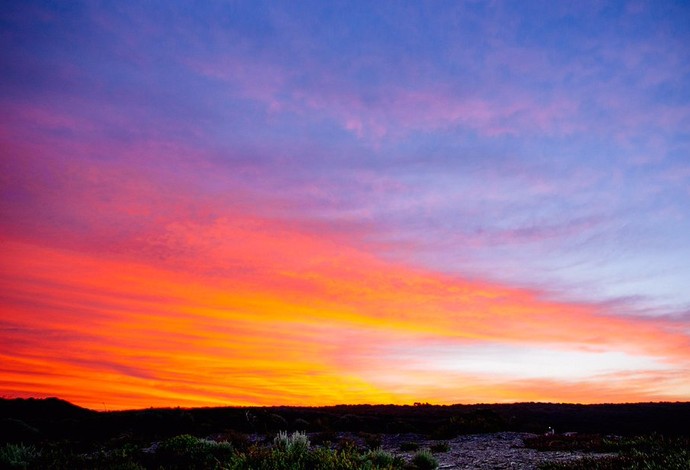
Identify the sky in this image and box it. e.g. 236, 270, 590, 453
1, 1, 689, 410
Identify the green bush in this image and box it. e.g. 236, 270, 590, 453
156, 434, 234, 469
0, 443, 40, 469
0, 431, 410, 470
237, 433, 405, 470
219, 430, 252, 452
77, 445, 146, 470
412, 449, 438, 470
273, 430, 310, 455
336, 437, 360, 452
365, 448, 395, 467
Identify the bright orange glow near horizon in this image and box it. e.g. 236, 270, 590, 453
2, 226, 689, 410
2, 2, 690, 410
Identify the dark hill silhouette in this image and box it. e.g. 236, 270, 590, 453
0, 397, 94, 421
0, 397, 95, 443
1, 398, 689, 444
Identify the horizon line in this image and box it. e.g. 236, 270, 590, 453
5, 396, 690, 413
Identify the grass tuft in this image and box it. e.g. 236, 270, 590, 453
412, 448, 439, 469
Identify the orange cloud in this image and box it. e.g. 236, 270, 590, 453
1, 144, 688, 408
1, 210, 689, 409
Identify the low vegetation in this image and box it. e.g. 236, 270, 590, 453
0, 431, 415, 470
411, 449, 438, 470
529, 434, 690, 470
429, 441, 450, 453
0, 442, 40, 469
2, 429, 688, 469
399, 441, 420, 451
1, 399, 688, 469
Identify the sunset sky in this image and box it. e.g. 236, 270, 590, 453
1, 1, 689, 410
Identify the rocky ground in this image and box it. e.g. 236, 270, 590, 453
377, 432, 614, 470
237, 431, 616, 469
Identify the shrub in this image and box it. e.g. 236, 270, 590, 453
307, 446, 369, 470
537, 435, 690, 470
219, 429, 252, 452
77, 447, 146, 470
430, 441, 450, 453
311, 430, 338, 447
400, 442, 420, 451
366, 448, 395, 467
242, 439, 407, 470
273, 430, 310, 455
156, 434, 234, 469
0, 443, 40, 469
268, 414, 288, 431
387, 420, 417, 433
335, 414, 363, 431
273, 430, 289, 449
412, 449, 438, 470
336, 437, 360, 452
360, 432, 383, 450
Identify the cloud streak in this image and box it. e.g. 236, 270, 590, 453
1, 0, 689, 408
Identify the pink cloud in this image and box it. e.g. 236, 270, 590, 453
186, 52, 584, 141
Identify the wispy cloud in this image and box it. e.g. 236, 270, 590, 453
1, 0, 689, 407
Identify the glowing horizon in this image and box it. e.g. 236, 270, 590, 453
1, 1, 689, 410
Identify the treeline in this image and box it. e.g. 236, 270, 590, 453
1, 398, 689, 444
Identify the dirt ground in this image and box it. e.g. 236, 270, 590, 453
376, 432, 614, 470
